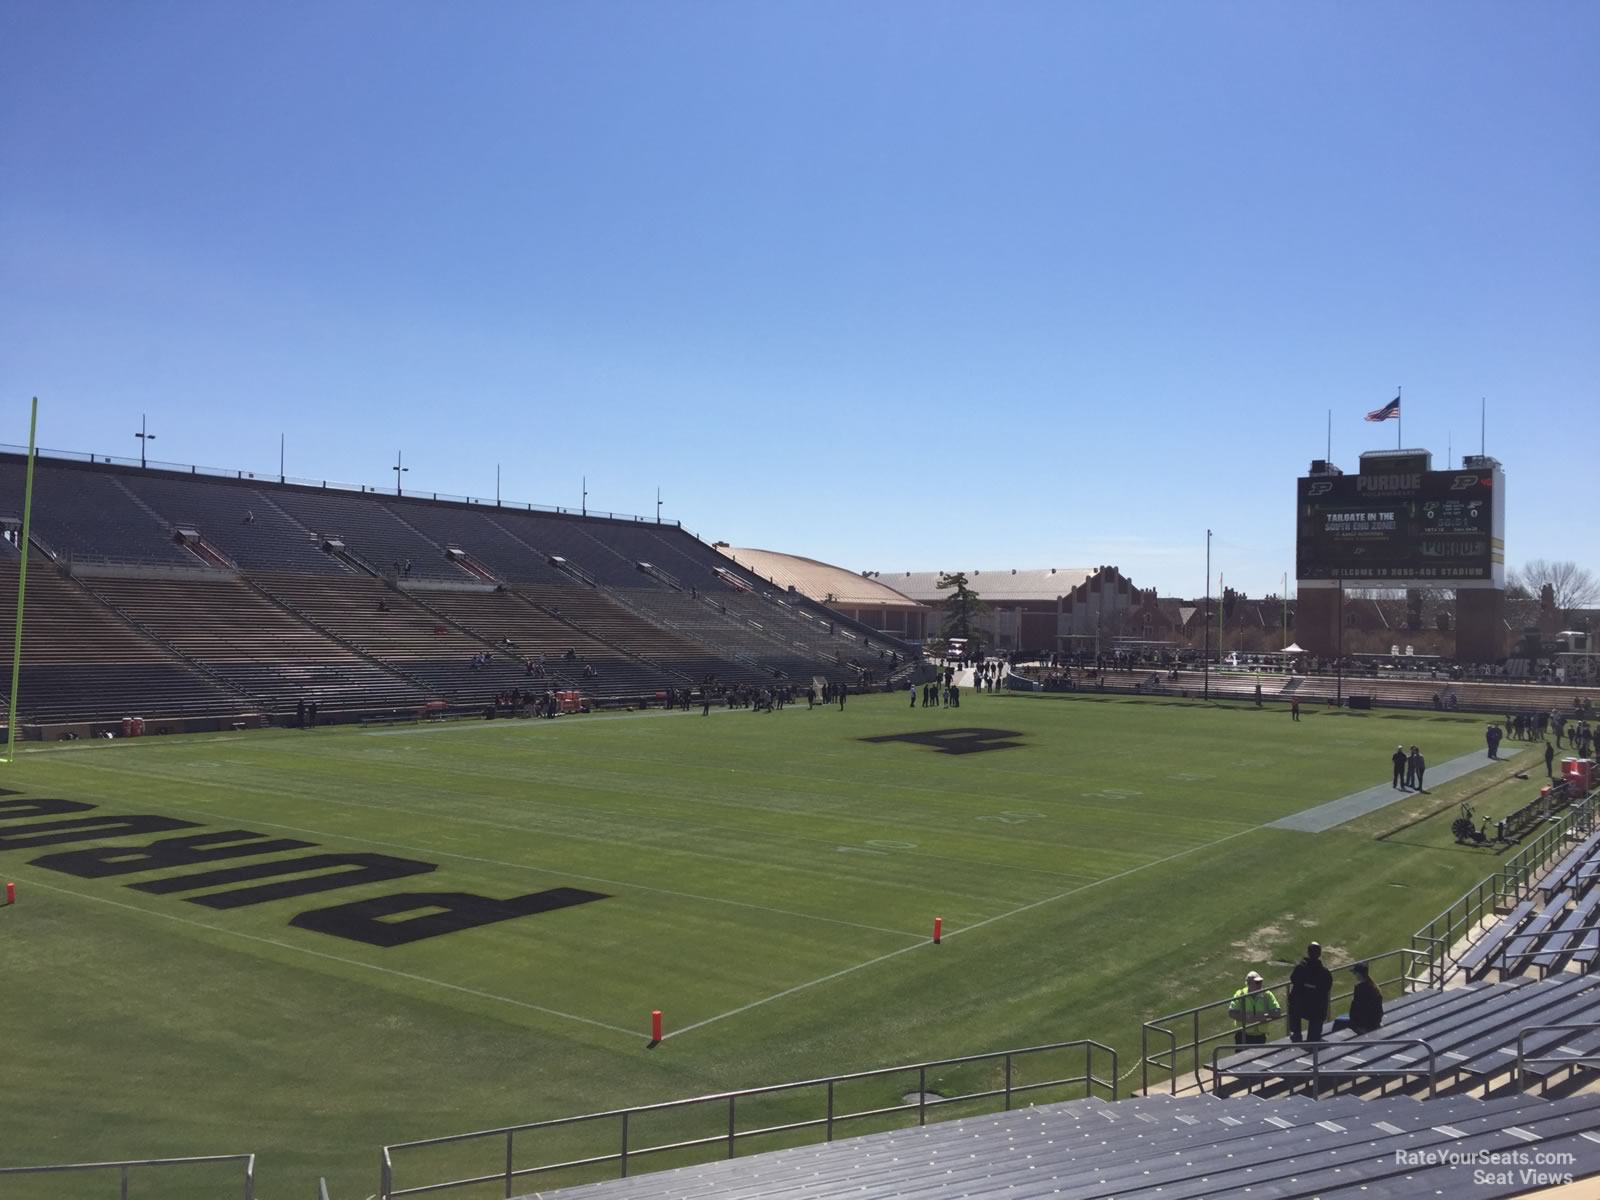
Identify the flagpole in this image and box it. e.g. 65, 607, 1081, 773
1326, 409, 1331, 461
1397, 386, 1402, 449
1481, 397, 1486, 456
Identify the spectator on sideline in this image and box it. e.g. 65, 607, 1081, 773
1546, 741, 1556, 778
1392, 745, 1408, 790
1228, 970, 1282, 1045
1288, 942, 1332, 1043
1487, 723, 1502, 759
1407, 746, 1426, 792
1290, 698, 1300, 722
1330, 962, 1384, 1035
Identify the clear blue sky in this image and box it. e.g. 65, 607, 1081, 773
3, 2, 1594, 597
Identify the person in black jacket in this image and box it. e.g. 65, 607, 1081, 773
1331, 962, 1384, 1035
1391, 745, 1408, 789
1288, 942, 1333, 1043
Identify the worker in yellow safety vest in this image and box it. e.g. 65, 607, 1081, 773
1228, 970, 1282, 1045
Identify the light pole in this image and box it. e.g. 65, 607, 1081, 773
135, 414, 156, 468
656, 486, 662, 525
1337, 576, 1345, 707
1203, 529, 1212, 701
582, 476, 588, 517
393, 450, 408, 496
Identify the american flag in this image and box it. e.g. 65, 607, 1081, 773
1365, 396, 1401, 422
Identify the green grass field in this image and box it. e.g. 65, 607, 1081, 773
2, 690, 1542, 1198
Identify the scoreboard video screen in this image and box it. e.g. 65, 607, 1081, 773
1296, 465, 1501, 582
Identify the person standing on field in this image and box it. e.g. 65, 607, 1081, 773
1392, 745, 1408, 790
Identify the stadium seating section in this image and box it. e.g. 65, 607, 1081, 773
525, 1087, 1600, 1200
0, 456, 913, 727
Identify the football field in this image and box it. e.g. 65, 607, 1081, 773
1, 690, 1537, 1198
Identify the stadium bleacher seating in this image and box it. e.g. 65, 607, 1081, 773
1215, 973, 1599, 1098
383, 504, 572, 585
84, 575, 428, 715
512, 1088, 1600, 1200
0, 564, 247, 723
0, 453, 900, 725
0, 461, 199, 567
515, 585, 772, 687
252, 573, 524, 706
267, 490, 476, 581
119, 474, 351, 575
616, 589, 854, 683
414, 587, 686, 696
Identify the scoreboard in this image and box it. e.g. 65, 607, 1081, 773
1296, 461, 1503, 584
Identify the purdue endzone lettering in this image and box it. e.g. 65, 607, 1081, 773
0, 795, 608, 947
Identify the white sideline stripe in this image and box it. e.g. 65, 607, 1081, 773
667, 824, 1264, 1040
18, 735, 248, 755
21, 878, 642, 1040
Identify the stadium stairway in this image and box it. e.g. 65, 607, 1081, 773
513, 1090, 1600, 1200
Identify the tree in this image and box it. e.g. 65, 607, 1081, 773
935, 572, 988, 641
1508, 560, 1600, 614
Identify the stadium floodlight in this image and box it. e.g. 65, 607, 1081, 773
5, 398, 38, 765
135, 412, 155, 468
393, 450, 408, 496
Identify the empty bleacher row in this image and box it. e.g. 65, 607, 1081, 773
0, 461, 199, 568
1456, 829, 1600, 981
251, 574, 532, 707
501, 586, 766, 687
0, 565, 248, 723
84, 575, 427, 716
117, 474, 350, 575
524, 1089, 1600, 1200
416, 588, 688, 695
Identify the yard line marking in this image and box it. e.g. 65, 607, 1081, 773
21, 878, 641, 1040
666, 941, 929, 1039
667, 823, 1265, 1040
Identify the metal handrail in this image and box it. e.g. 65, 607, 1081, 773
1139, 946, 1421, 1096
1210, 1036, 1438, 1097
1515, 1023, 1600, 1091
0, 1153, 255, 1199
1410, 787, 1597, 987
380, 1039, 1117, 1199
